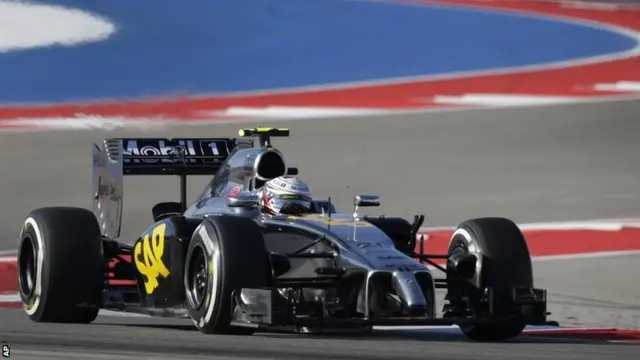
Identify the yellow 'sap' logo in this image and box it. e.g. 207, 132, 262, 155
134, 223, 170, 294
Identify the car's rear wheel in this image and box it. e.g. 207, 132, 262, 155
185, 215, 273, 334
446, 217, 533, 341
17, 207, 104, 323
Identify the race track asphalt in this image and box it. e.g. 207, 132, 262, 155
2, 307, 640, 360
1, 98, 640, 358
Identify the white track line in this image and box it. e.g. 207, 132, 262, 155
0, 294, 18, 301
220, 106, 391, 118
0, 108, 391, 131
0, 116, 186, 131
2, 108, 391, 129
432, 94, 587, 106
593, 81, 640, 92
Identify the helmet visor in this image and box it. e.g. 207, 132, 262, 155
269, 193, 312, 214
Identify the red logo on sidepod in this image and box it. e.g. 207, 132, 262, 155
226, 186, 241, 197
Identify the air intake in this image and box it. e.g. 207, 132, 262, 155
254, 150, 286, 181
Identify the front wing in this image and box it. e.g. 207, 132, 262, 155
230, 286, 558, 330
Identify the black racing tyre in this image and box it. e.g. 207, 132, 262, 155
447, 217, 533, 341
184, 215, 273, 335
17, 207, 104, 323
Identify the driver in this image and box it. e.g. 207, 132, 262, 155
258, 176, 313, 215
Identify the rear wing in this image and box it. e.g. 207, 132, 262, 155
92, 137, 243, 239
117, 138, 239, 175
92, 128, 291, 239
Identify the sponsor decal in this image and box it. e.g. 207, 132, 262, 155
122, 139, 226, 164
134, 223, 170, 294
226, 186, 241, 197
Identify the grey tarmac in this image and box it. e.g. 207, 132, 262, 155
1, 99, 640, 359
1, 308, 640, 360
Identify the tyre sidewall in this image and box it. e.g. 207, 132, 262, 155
18, 217, 50, 319
185, 221, 224, 331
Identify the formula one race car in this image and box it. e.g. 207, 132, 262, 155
16, 127, 557, 341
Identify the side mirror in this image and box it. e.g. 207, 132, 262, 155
227, 194, 259, 208
354, 195, 380, 207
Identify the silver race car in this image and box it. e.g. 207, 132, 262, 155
16, 127, 557, 341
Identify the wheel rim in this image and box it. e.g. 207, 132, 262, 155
18, 236, 37, 299
449, 236, 470, 254
186, 245, 208, 311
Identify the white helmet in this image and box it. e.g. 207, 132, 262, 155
258, 176, 313, 215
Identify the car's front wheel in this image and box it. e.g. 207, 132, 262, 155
446, 217, 533, 341
184, 215, 273, 334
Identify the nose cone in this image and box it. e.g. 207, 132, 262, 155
392, 271, 428, 314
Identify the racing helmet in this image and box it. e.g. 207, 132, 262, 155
258, 176, 313, 215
